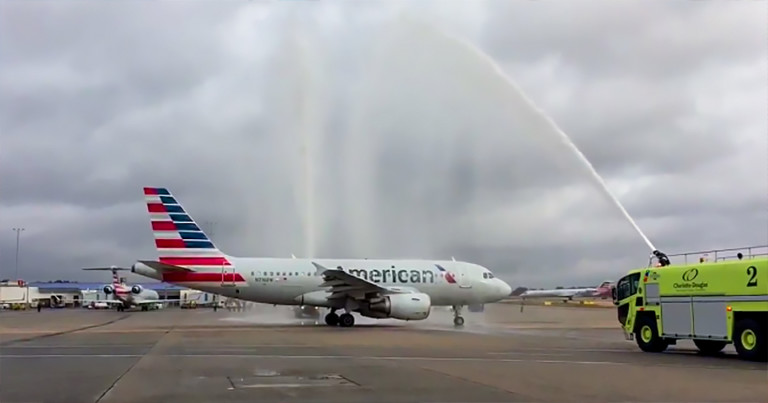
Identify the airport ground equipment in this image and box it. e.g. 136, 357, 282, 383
613, 247, 768, 362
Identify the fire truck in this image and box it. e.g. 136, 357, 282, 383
613, 247, 767, 362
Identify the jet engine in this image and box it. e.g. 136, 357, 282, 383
103, 285, 114, 295
131, 285, 143, 295
361, 293, 431, 320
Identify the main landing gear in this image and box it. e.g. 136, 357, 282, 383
325, 311, 355, 327
452, 305, 465, 327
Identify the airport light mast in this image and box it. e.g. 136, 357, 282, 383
12, 227, 25, 280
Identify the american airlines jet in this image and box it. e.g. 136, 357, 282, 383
81, 267, 180, 311
113, 187, 512, 327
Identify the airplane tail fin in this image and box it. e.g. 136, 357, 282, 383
82, 266, 129, 285
143, 187, 232, 270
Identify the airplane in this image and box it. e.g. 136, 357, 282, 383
104, 186, 512, 327
81, 267, 181, 311
520, 280, 614, 302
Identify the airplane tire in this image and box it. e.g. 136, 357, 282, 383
339, 313, 355, 328
454, 316, 464, 327
325, 312, 339, 326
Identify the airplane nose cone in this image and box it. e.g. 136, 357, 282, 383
498, 280, 512, 299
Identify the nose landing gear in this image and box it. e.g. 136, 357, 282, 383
452, 305, 464, 327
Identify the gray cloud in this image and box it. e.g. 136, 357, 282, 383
1, 1, 765, 289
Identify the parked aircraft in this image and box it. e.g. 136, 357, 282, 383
99, 187, 512, 327
520, 281, 615, 301
81, 267, 180, 311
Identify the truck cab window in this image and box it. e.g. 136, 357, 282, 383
616, 272, 641, 300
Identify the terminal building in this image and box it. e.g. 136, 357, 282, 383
0, 280, 219, 309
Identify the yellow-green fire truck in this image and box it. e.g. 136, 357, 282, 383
613, 252, 767, 362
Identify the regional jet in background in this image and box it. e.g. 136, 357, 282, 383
520, 281, 615, 302
101, 187, 512, 327
81, 267, 180, 311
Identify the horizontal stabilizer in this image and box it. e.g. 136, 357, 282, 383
82, 266, 130, 271
138, 260, 195, 272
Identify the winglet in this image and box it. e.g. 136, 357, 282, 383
311, 261, 329, 273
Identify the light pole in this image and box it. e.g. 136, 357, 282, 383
12, 227, 25, 279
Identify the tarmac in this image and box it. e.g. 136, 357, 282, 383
1, 303, 766, 403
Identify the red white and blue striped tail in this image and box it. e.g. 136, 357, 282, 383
143, 187, 232, 270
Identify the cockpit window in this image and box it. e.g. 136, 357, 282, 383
483, 272, 494, 279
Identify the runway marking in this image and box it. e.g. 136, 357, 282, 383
0, 314, 132, 346
0, 353, 619, 364
1, 353, 762, 371
485, 352, 574, 357
0, 344, 313, 349
237, 383, 344, 388
95, 322, 177, 402
488, 348, 637, 354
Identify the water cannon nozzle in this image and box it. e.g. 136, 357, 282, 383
652, 250, 670, 267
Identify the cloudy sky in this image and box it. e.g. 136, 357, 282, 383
1, 1, 766, 288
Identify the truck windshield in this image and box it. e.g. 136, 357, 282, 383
616, 272, 641, 300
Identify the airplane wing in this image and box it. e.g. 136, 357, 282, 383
135, 299, 182, 305
312, 262, 414, 301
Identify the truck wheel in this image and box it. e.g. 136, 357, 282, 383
693, 340, 727, 355
733, 318, 767, 362
635, 315, 668, 353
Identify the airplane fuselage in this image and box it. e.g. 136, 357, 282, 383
111, 285, 160, 308
133, 257, 511, 309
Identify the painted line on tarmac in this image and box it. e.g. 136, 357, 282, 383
0, 343, 314, 349
485, 352, 575, 357
0, 314, 133, 346
0, 353, 622, 365
488, 348, 637, 354
0, 345, 636, 354
1, 353, 761, 371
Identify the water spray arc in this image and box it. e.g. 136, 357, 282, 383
292, 27, 319, 259
421, 23, 668, 264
